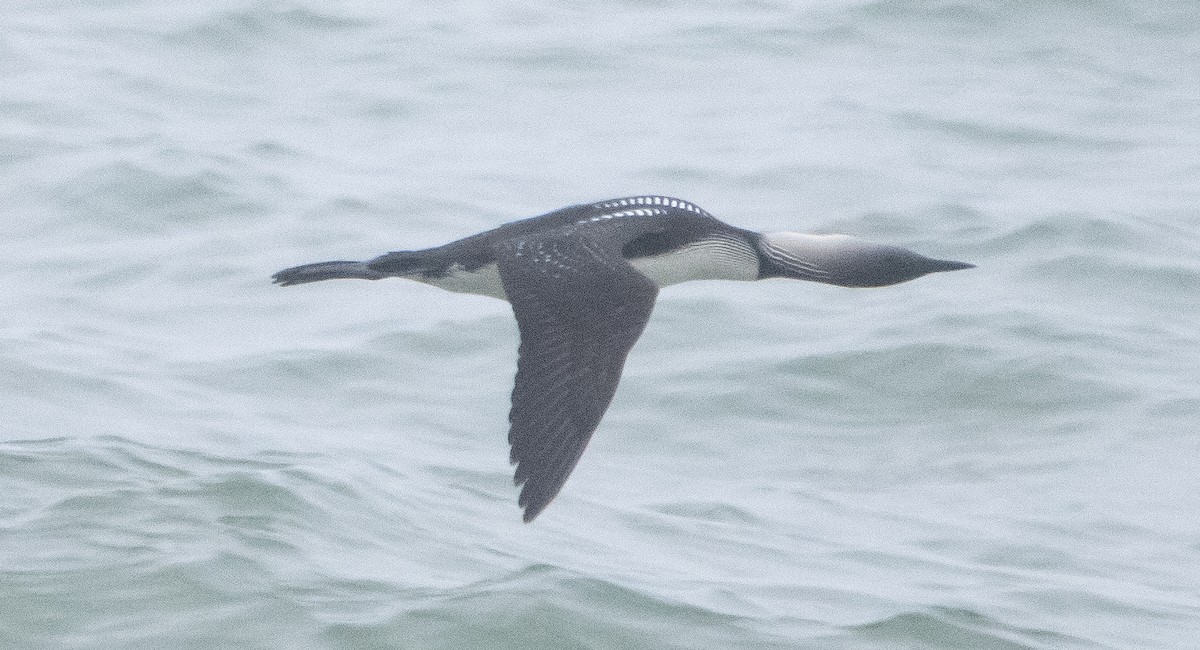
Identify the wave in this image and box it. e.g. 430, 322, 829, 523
317, 563, 784, 650
848, 606, 1081, 649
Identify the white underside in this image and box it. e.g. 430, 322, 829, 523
630, 239, 759, 287
415, 264, 509, 300
412, 239, 759, 301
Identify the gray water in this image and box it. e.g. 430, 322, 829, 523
3, 1, 1200, 648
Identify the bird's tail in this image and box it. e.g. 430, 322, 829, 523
272, 260, 385, 286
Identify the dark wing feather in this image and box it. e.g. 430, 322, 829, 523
494, 230, 658, 522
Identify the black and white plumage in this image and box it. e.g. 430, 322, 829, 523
273, 196, 974, 521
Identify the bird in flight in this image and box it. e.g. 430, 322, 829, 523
274, 196, 974, 521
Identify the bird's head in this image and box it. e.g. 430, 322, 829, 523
757, 232, 974, 287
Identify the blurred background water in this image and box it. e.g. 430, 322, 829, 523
3, 1, 1200, 648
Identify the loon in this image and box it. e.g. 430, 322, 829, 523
273, 195, 974, 522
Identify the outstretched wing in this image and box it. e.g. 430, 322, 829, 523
494, 230, 659, 522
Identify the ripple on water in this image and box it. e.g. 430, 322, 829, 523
163, 5, 372, 50
56, 161, 265, 231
